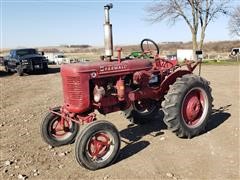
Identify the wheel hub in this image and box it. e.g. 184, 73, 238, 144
182, 89, 206, 127
88, 133, 110, 159
185, 96, 201, 121
51, 119, 71, 137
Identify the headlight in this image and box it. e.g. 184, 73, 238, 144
21, 59, 29, 65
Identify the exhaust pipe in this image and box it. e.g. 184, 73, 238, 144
104, 3, 113, 58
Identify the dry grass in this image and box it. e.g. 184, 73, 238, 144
1, 40, 239, 60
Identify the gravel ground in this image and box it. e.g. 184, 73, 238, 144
0, 64, 239, 180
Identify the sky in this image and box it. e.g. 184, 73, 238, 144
1, 0, 240, 48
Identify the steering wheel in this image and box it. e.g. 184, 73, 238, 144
140, 38, 160, 58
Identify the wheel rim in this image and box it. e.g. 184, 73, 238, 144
133, 100, 156, 115
86, 131, 114, 163
49, 116, 73, 141
181, 87, 209, 128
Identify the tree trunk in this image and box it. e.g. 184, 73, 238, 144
192, 30, 198, 60
199, 26, 206, 50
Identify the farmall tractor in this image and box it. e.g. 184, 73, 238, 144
41, 4, 213, 170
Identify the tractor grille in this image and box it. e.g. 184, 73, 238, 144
63, 76, 84, 107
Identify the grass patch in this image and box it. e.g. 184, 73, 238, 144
202, 59, 240, 65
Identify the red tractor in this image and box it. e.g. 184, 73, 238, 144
41, 4, 213, 170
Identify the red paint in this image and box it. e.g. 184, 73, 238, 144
87, 132, 110, 159
129, 70, 191, 101
116, 78, 125, 101
154, 58, 178, 70
117, 47, 122, 63
51, 117, 71, 138
49, 108, 96, 125
54, 54, 199, 127
60, 59, 152, 113
182, 89, 204, 126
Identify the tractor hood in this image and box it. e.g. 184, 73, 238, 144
61, 59, 152, 78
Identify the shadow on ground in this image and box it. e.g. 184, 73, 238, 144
28, 66, 60, 75
116, 105, 231, 164
0, 66, 60, 77
0, 69, 13, 77
115, 111, 166, 164
46, 66, 60, 74
206, 104, 231, 132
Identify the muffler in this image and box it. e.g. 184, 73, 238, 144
104, 3, 113, 58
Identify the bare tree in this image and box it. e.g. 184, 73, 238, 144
229, 6, 240, 37
146, 0, 230, 53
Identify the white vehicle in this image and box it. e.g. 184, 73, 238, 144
177, 49, 194, 62
230, 48, 240, 56
45, 53, 70, 64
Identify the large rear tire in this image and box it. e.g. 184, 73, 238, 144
40, 107, 79, 147
75, 120, 120, 170
161, 74, 213, 138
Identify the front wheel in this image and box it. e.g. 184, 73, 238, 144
16, 65, 24, 76
42, 64, 49, 74
161, 74, 213, 138
75, 120, 120, 170
40, 107, 79, 147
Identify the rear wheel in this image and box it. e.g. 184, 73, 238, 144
5, 64, 12, 73
75, 120, 120, 170
40, 107, 79, 147
123, 100, 159, 124
161, 74, 213, 138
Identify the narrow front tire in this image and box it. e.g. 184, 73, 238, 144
40, 107, 79, 147
75, 120, 120, 170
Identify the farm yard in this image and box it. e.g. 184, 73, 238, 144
0, 64, 239, 180
1, 0, 240, 179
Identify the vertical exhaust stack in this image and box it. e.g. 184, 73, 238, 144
104, 3, 113, 59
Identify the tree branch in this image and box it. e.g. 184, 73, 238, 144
145, 0, 232, 50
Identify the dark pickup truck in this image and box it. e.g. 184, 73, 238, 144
0, 56, 4, 66
4, 48, 48, 76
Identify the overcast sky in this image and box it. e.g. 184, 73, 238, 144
1, 0, 239, 48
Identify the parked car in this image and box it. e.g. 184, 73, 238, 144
44, 53, 70, 64
230, 48, 240, 56
166, 54, 177, 60
4, 48, 48, 76
177, 49, 194, 62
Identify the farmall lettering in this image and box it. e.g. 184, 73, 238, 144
100, 64, 127, 72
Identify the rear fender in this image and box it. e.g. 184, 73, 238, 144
159, 70, 191, 99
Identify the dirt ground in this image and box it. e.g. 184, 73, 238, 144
0, 64, 239, 180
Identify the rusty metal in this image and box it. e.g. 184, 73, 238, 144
49, 107, 96, 125
116, 78, 125, 101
